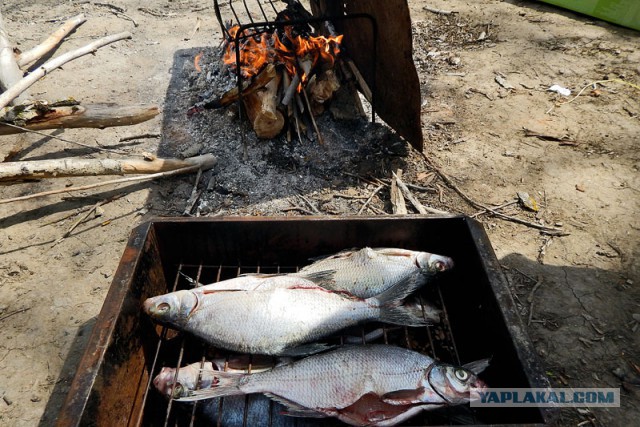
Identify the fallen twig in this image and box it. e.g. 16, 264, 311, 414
183, 168, 203, 216
0, 11, 28, 104
394, 170, 449, 215
470, 199, 518, 218
298, 194, 322, 215
51, 201, 101, 247
17, 14, 87, 67
420, 153, 569, 235
119, 133, 161, 142
0, 160, 215, 205
527, 277, 542, 326
358, 184, 384, 215
0, 307, 31, 323
282, 206, 314, 215
390, 169, 407, 214
424, 6, 455, 15
0, 31, 132, 109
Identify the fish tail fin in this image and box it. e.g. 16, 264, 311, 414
176, 371, 245, 402
373, 275, 429, 327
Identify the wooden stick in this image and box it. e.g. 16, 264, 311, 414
16, 14, 87, 67
345, 59, 372, 103
390, 169, 407, 214
0, 31, 132, 110
183, 167, 203, 216
203, 64, 276, 109
0, 103, 159, 135
424, 6, 455, 15
420, 152, 568, 235
358, 184, 384, 215
0, 160, 215, 205
51, 200, 102, 247
0, 10, 28, 105
281, 73, 300, 107
394, 171, 450, 215
0, 153, 216, 182
301, 89, 324, 144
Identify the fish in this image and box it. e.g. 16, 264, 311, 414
143, 275, 429, 356
177, 345, 488, 427
153, 355, 285, 399
294, 247, 454, 299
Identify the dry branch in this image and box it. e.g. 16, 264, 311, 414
0, 31, 132, 110
0, 155, 217, 205
0, 103, 159, 135
203, 64, 276, 109
0, 153, 217, 182
390, 169, 407, 214
0, 10, 28, 105
394, 170, 449, 215
17, 14, 87, 67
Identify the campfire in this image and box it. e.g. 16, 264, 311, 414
196, 3, 373, 144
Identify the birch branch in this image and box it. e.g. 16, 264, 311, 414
0, 31, 132, 110
17, 14, 87, 67
0, 10, 28, 105
0, 154, 216, 182
0, 156, 217, 205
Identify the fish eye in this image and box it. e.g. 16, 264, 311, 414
157, 302, 171, 312
434, 261, 446, 271
455, 369, 469, 382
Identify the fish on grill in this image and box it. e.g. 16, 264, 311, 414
154, 355, 284, 399
143, 275, 430, 356
177, 345, 488, 427
294, 247, 454, 298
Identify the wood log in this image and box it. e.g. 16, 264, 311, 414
203, 64, 276, 109
17, 14, 87, 67
309, 69, 340, 104
0, 31, 132, 110
243, 72, 284, 139
0, 10, 28, 105
0, 102, 160, 135
0, 153, 217, 182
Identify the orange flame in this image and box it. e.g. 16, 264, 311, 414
194, 51, 203, 72
223, 25, 343, 82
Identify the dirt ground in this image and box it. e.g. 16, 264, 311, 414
0, 0, 638, 426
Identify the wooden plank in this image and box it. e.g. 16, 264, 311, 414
313, 0, 424, 151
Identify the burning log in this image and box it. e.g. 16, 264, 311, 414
202, 64, 276, 109
243, 72, 284, 139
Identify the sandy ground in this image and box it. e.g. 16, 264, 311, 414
0, 0, 639, 426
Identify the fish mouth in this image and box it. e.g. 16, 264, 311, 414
468, 379, 488, 401
143, 298, 170, 317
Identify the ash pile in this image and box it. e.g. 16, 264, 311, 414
161, 46, 407, 216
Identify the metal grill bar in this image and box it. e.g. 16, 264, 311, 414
139, 260, 476, 426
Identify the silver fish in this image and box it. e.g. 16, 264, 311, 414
153, 356, 283, 399
143, 276, 428, 356
295, 247, 454, 298
178, 345, 488, 427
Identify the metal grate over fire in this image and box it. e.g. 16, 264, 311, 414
139, 252, 488, 427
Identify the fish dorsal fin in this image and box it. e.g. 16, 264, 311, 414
350, 247, 377, 266
264, 393, 327, 418
299, 270, 337, 288
463, 358, 491, 375
373, 248, 414, 258
381, 387, 426, 405
307, 247, 358, 262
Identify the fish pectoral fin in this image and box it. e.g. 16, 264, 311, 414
278, 343, 335, 357
265, 394, 327, 418
381, 387, 426, 405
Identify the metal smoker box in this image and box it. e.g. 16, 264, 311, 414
57, 216, 551, 426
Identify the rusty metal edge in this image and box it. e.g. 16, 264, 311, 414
463, 216, 555, 425
55, 221, 153, 427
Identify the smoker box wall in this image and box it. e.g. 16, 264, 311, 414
57, 216, 551, 427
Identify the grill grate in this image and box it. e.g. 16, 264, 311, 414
138, 262, 482, 427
